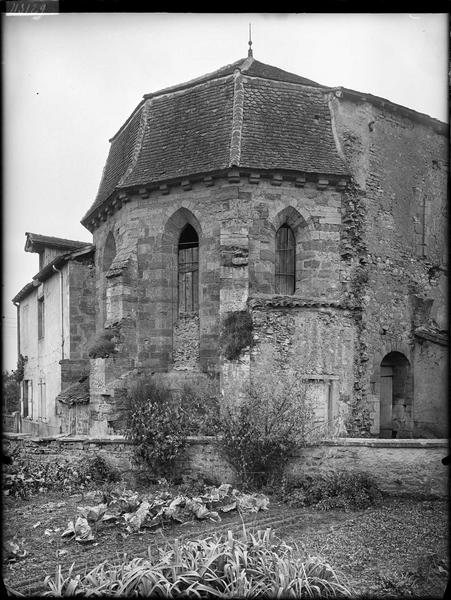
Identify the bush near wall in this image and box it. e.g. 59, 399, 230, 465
125, 376, 186, 479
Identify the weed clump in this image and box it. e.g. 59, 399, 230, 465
88, 328, 119, 359
220, 310, 253, 360
281, 470, 383, 511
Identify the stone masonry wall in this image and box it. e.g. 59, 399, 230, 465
250, 304, 356, 432
4, 435, 448, 498
90, 176, 348, 429
68, 259, 96, 360
330, 95, 448, 437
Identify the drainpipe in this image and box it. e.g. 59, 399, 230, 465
13, 301, 20, 358
53, 265, 65, 360
13, 301, 22, 433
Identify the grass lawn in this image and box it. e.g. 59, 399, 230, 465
278, 497, 449, 598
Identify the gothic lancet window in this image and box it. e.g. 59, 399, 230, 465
275, 224, 296, 294
178, 225, 199, 313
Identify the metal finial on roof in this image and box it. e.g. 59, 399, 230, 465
248, 23, 253, 57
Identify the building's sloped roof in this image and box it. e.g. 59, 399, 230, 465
126, 76, 235, 188
240, 78, 343, 173
243, 59, 322, 87
12, 242, 94, 304
81, 56, 348, 226
56, 376, 90, 406
25, 232, 89, 253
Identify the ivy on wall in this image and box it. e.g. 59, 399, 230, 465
88, 327, 120, 359
219, 311, 253, 361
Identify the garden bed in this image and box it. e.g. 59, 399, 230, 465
3, 486, 448, 598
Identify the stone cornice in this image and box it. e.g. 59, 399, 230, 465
82, 168, 350, 233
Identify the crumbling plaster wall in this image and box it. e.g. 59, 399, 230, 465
250, 305, 356, 431
330, 94, 448, 437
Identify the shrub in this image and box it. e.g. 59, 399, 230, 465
88, 328, 119, 359
219, 348, 316, 489
2, 454, 117, 499
14, 354, 27, 383
86, 455, 121, 484
220, 310, 253, 360
2, 370, 20, 412
282, 470, 383, 511
177, 378, 221, 436
125, 376, 186, 479
44, 527, 352, 597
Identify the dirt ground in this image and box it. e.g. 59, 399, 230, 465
2, 488, 449, 598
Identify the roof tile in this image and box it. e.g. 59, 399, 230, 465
82, 57, 348, 225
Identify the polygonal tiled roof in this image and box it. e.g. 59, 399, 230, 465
81, 56, 348, 226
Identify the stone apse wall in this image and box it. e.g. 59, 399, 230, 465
78, 95, 447, 439
87, 175, 357, 435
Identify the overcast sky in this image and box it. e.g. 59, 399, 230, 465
2, 12, 448, 371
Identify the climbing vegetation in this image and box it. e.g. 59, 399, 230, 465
219, 310, 253, 360
88, 328, 120, 359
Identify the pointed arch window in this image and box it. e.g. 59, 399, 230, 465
275, 224, 296, 294
178, 225, 199, 313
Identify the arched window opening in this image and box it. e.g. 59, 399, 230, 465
275, 224, 296, 294
103, 232, 116, 272
178, 225, 199, 313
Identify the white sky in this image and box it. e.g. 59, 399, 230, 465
2, 12, 448, 371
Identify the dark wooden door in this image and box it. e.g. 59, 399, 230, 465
380, 365, 393, 438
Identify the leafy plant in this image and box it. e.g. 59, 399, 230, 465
220, 310, 253, 360
44, 526, 352, 597
88, 328, 119, 359
2, 454, 120, 499
59, 483, 270, 545
177, 378, 221, 436
86, 455, 121, 484
281, 470, 383, 511
2, 370, 20, 412
218, 349, 316, 489
125, 376, 186, 479
14, 354, 27, 383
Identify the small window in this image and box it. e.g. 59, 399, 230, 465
178, 225, 199, 313
38, 297, 45, 339
275, 224, 296, 294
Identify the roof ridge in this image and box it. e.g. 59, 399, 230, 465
143, 57, 248, 100
239, 55, 254, 73
229, 71, 245, 167
118, 100, 151, 188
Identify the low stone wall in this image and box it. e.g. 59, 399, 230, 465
3, 434, 448, 498
286, 438, 449, 498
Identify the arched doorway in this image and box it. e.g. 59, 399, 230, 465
380, 352, 413, 438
